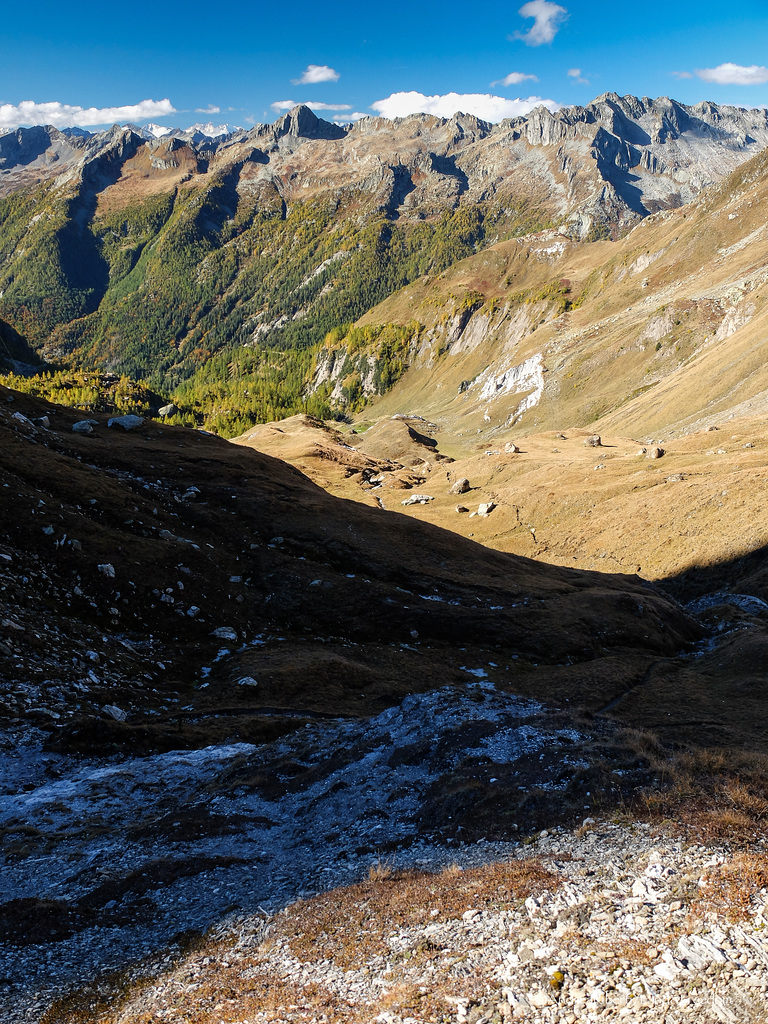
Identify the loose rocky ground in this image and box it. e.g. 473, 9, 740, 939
43, 819, 768, 1024
0, 682, 657, 1021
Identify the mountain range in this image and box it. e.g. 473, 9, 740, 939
3, 94, 768, 434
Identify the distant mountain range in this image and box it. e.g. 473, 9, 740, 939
2, 94, 768, 433
0, 121, 243, 141
124, 120, 244, 141
3, 94, 768, 223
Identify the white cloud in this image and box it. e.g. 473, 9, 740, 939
292, 64, 340, 85
567, 67, 589, 85
512, 1, 568, 46
307, 102, 352, 111
195, 104, 221, 114
695, 63, 768, 85
671, 71, 694, 80
0, 98, 175, 130
370, 91, 560, 122
333, 112, 368, 122
493, 71, 540, 86
271, 99, 353, 113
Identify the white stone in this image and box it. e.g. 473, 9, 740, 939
212, 627, 238, 640
529, 989, 551, 1008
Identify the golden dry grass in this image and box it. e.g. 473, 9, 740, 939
691, 852, 768, 923
46, 860, 560, 1024
282, 859, 559, 969
640, 747, 768, 844
359, 149, 768, 443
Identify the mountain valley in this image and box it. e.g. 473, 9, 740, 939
2, 96, 768, 1022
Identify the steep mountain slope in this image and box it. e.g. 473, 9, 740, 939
0, 380, 720, 1014
328, 143, 768, 441
1, 95, 768, 429
4, 382, 768, 1021
0, 382, 707, 747
0, 316, 39, 372
6, 96, 768, 1023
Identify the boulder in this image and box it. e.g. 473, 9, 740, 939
103, 705, 127, 722
212, 626, 238, 641
585, 434, 602, 447
505, 442, 520, 454
648, 446, 665, 459
11, 412, 35, 432
401, 494, 434, 506
528, 990, 552, 1009
72, 420, 97, 435
478, 502, 496, 516
448, 477, 470, 495
108, 415, 144, 431
158, 404, 177, 418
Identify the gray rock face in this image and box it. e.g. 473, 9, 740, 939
585, 434, 602, 447
0, 125, 87, 171
272, 105, 347, 142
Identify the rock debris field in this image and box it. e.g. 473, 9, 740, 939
3, 680, 768, 1023
2, 389, 768, 1023
0, 680, 643, 1020
45, 819, 768, 1024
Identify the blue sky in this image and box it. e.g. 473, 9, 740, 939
2, 0, 768, 129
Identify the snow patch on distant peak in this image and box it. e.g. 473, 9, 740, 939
185, 121, 241, 138
144, 122, 172, 139
122, 122, 171, 140
121, 121, 242, 140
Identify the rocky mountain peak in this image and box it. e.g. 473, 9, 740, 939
272, 104, 348, 142
0, 124, 66, 169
